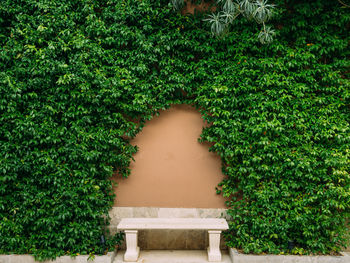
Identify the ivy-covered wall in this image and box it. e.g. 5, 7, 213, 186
0, 0, 349, 260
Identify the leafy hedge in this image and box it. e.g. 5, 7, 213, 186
0, 0, 349, 259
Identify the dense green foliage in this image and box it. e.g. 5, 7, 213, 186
0, 0, 349, 259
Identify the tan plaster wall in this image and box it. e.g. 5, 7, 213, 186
113, 104, 227, 208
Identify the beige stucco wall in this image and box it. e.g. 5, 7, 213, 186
113, 104, 227, 208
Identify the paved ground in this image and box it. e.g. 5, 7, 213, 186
113, 250, 232, 263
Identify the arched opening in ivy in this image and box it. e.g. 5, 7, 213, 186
113, 104, 227, 208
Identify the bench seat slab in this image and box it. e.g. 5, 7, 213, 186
117, 218, 229, 230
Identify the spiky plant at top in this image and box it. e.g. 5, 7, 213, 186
171, 0, 276, 44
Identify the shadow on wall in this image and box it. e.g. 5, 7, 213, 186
112, 104, 228, 208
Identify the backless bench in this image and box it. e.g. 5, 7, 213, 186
117, 218, 229, 262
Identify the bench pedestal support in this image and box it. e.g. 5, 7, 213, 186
207, 230, 222, 262
124, 230, 140, 262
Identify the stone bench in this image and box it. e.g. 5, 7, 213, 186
117, 218, 229, 262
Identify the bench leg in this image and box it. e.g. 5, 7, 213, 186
124, 230, 140, 262
207, 230, 222, 262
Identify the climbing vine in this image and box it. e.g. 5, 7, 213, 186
0, 0, 349, 260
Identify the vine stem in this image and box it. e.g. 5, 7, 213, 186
338, 0, 350, 8
263, 21, 266, 33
